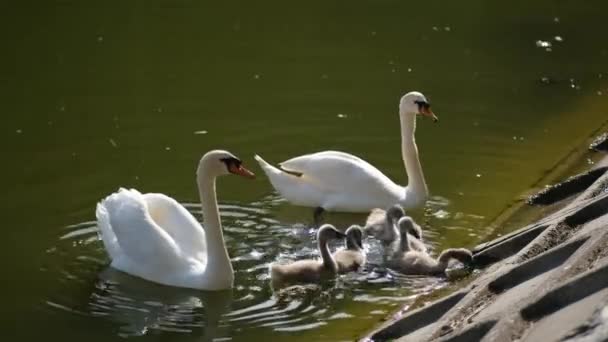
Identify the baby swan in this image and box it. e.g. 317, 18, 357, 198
271, 224, 346, 288
332, 225, 366, 273
388, 217, 473, 276
365, 205, 425, 252
365, 205, 408, 246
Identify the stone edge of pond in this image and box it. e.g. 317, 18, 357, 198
361, 142, 608, 342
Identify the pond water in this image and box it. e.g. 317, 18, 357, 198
2, 1, 607, 341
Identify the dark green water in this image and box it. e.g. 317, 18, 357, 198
2, 1, 607, 341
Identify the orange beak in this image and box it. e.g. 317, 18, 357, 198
228, 164, 256, 179
421, 106, 439, 123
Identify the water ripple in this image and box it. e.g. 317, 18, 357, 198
42, 197, 459, 339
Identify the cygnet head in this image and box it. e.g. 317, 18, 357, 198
386, 205, 405, 223
345, 225, 365, 250
399, 91, 438, 122
397, 216, 420, 237
317, 224, 347, 242
198, 150, 256, 179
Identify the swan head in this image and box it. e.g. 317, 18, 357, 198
345, 225, 365, 250
317, 224, 347, 242
199, 150, 256, 179
397, 216, 420, 237
399, 91, 438, 122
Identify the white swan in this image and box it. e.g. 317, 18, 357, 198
95, 150, 255, 290
254, 91, 437, 221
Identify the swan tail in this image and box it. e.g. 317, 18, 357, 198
98, 188, 180, 267
254, 154, 303, 193
269, 263, 286, 288
96, 188, 136, 260
254, 154, 283, 175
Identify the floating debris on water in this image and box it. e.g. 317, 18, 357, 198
476, 173, 482, 178
554, 17, 560, 23
432, 209, 450, 219
569, 78, 581, 90
108, 138, 117, 148
407, 68, 412, 72
97, 36, 104, 42
194, 130, 208, 135
165, 146, 171, 151
539, 76, 556, 85
16, 129, 22, 134
253, 74, 260, 79
337, 114, 347, 119
554, 36, 563, 42
444, 26, 451, 32
535, 40, 552, 48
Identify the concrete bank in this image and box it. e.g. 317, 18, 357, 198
362, 132, 608, 342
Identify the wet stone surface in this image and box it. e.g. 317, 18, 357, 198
363, 152, 608, 342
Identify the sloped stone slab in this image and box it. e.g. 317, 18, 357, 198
366, 290, 468, 342
590, 132, 608, 152
527, 167, 608, 206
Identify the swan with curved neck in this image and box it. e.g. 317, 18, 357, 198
254, 91, 437, 221
270, 224, 346, 288
95, 150, 255, 290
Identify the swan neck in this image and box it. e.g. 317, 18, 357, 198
436, 250, 455, 272
400, 112, 428, 201
319, 238, 338, 272
346, 238, 360, 250
399, 231, 410, 251
197, 169, 233, 278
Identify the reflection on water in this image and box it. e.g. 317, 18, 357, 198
44, 199, 458, 339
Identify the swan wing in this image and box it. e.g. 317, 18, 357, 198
142, 193, 207, 263
98, 188, 182, 268
279, 151, 398, 193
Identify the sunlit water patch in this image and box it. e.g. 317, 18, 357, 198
42, 197, 469, 339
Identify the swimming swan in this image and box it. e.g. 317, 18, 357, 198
254, 91, 438, 222
387, 217, 472, 276
96, 150, 255, 290
270, 224, 346, 288
332, 225, 366, 273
